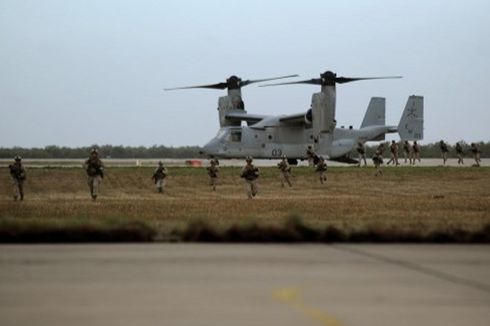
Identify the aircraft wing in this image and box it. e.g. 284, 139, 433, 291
225, 113, 268, 124
279, 113, 306, 125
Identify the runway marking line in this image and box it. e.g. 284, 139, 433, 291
274, 287, 346, 326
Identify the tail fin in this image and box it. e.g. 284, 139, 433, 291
361, 97, 385, 128
398, 95, 424, 140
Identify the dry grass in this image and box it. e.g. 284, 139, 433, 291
1, 166, 489, 239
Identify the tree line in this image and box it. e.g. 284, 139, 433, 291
0, 141, 488, 159
0, 145, 202, 159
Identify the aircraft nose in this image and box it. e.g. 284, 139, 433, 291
201, 139, 219, 156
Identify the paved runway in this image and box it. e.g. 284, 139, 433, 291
1, 244, 489, 326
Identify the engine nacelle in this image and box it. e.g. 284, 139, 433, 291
304, 109, 313, 125
311, 90, 336, 135
218, 95, 244, 127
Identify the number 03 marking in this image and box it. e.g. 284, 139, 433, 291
272, 149, 282, 157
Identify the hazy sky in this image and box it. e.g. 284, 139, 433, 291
1, 0, 489, 147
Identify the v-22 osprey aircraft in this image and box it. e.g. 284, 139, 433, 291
165, 70, 424, 164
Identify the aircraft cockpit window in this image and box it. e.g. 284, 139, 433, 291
231, 130, 242, 142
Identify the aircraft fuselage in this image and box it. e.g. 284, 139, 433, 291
201, 123, 397, 160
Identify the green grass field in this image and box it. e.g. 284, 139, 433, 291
1, 166, 489, 242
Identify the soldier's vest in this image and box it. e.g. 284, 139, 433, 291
86, 159, 103, 177
241, 165, 259, 181
277, 161, 290, 172
316, 162, 327, 172
372, 155, 383, 164
207, 166, 218, 178
154, 167, 167, 179
9, 164, 25, 181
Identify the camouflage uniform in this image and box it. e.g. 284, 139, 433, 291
152, 161, 168, 193
240, 157, 259, 199
372, 149, 383, 176
315, 157, 328, 184
403, 141, 411, 164
84, 150, 104, 200
470, 143, 481, 167
306, 146, 315, 167
356, 141, 367, 167
277, 156, 292, 187
411, 141, 421, 164
386, 141, 399, 166
455, 142, 464, 165
439, 140, 449, 165
207, 159, 219, 191
8, 156, 26, 201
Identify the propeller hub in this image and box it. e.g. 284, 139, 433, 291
226, 75, 242, 89
320, 71, 337, 86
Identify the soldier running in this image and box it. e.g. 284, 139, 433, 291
411, 141, 421, 164
207, 159, 219, 191
84, 148, 104, 200
372, 149, 383, 176
277, 155, 292, 187
240, 156, 260, 199
470, 143, 481, 167
439, 140, 449, 165
8, 156, 26, 201
455, 142, 464, 165
152, 161, 168, 193
386, 140, 400, 166
356, 141, 367, 167
403, 140, 411, 164
306, 145, 316, 167
315, 156, 328, 184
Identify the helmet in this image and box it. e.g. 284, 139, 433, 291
14, 155, 22, 161
319, 156, 324, 161
158, 161, 163, 166
90, 148, 98, 154
245, 156, 253, 162
281, 155, 287, 159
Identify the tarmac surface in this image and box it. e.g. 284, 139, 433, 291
1, 244, 489, 326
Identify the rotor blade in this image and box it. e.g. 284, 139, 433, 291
164, 82, 228, 91
241, 74, 299, 87
335, 76, 402, 84
259, 78, 322, 87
